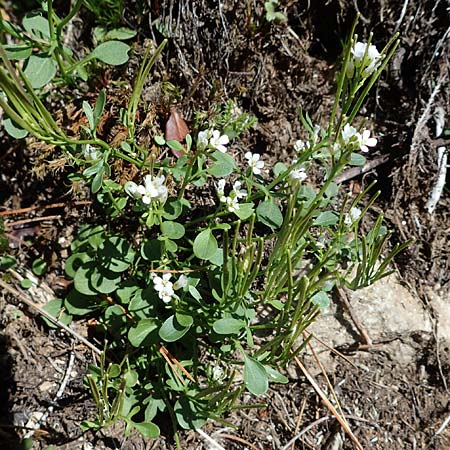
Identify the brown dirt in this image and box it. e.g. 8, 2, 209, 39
1, 0, 449, 449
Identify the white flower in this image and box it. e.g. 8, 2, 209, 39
289, 159, 307, 182
232, 181, 247, 199
347, 42, 381, 78
312, 124, 321, 143
225, 196, 240, 213
212, 365, 224, 381
216, 179, 227, 202
83, 144, 100, 161
153, 273, 174, 303
244, 152, 265, 175
357, 129, 377, 153
138, 175, 168, 204
197, 130, 211, 149
344, 206, 362, 225
341, 124, 357, 144
294, 140, 306, 152
209, 130, 229, 153
173, 274, 188, 290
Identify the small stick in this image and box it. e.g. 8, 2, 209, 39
336, 286, 373, 347
288, 356, 364, 450
306, 336, 349, 427
0, 200, 91, 216
160, 346, 196, 383
5, 215, 61, 228
334, 155, 389, 184
215, 433, 259, 450
0, 278, 102, 356
425, 147, 448, 214
24, 351, 76, 438
291, 397, 307, 450
196, 428, 226, 450
303, 330, 358, 369
435, 412, 450, 436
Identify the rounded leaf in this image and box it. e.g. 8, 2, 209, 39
91, 41, 130, 65
256, 200, 283, 229
193, 229, 218, 261
23, 55, 57, 88
128, 319, 158, 347
159, 315, 191, 342
243, 354, 268, 396
213, 318, 245, 335
161, 221, 185, 240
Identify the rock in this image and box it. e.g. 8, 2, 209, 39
303, 274, 433, 372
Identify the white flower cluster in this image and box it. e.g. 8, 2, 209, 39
346, 41, 382, 78
126, 175, 168, 204
340, 124, 377, 153
216, 179, 247, 213
198, 129, 230, 153
152, 273, 188, 303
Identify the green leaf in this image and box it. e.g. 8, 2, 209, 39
83, 101, 95, 131
91, 166, 104, 193
91, 41, 130, 65
311, 291, 330, 309
64, 290, 98, 315
243, 353, 268, 396
124, 369, 138, 387
207, 151, 236, 177
273, 162, 288, 177
3, 117, 28, 139
20, 278, 33, 289
97, 236, 135, 272
166, 140, 184, 152
265, 366, 288, 384
234, 202, 254, 220
32, 258, 47, 276
325, 182, 339, 198
256, 200, 283, 228
161, 221, 185, 240
64, 252, 90, 278
159, 315, 191, 342
108, 363, 121, 378
154, 135, 166, 145
3, 44, 32, 60
213, 318, 245, 335
0, 256, 16, 270
102, 27, 137, 41
174, 397, 206, 430
23, 55, 57, 88
140, 239, 162, 261
93, 90, 106, 129
162, 199, 183, 220
90, 266, 121, 294
193, 229, 218, 261
314, 211, 339, 226
128, 319, 158, 347
132, 421, 160, 439
175, 312, 194, 327
42, 299, 72, 329
22, 14, 50, 39
349, 153, 366, 166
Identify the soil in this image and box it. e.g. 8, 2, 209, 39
1, 0, 450, 449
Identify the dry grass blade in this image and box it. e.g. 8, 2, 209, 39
0, 278, 102, 356
293, 355, 364, 450
215, 433, 260, 450
160, 345, 196, 383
